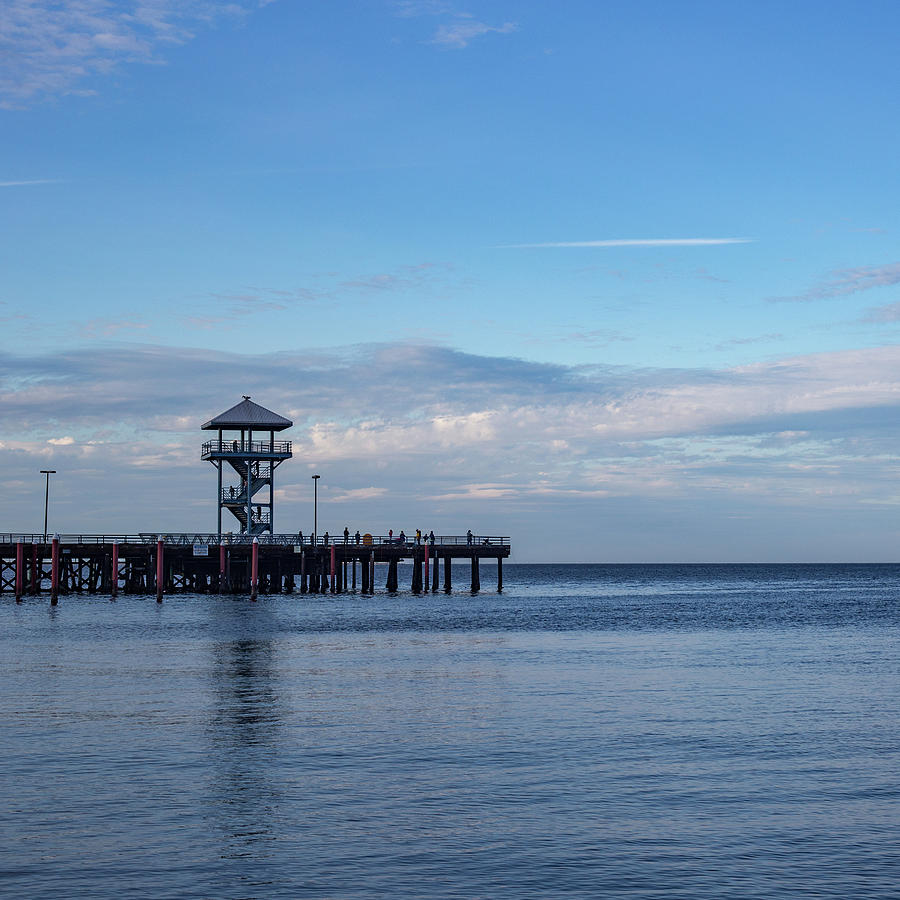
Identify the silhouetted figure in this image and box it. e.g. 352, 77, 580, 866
467, 529, 473, 545
343, 526, 349, 544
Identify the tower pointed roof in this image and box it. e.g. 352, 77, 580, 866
202, 397, 293, 431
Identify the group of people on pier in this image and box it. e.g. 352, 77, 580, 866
290, 528, 476, 547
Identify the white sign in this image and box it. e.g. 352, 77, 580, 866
193, 544, 209, 557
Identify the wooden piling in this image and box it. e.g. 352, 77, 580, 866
470, 556, 480, 593
15, 540, 23, 602
111, 541, 119, 598
423, 548, 429, 593
31, 545, 39, 595
444, 554, 452, 593
156, 536, 164, 602
432, 550, 439, 592
369, 553, 375, 594
50, 535, 59, 605
250, 537, 259, 601
497, 557, 502, 593
330, 545, 336, 594
411, 550, 423, 593
386, 557, 398, 592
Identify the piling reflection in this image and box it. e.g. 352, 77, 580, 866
205, 601, 285, 870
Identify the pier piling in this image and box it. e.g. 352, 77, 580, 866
50, 535, 59, 605
330, 545, 336, 594
156, 537, 164, 602
386, 557, 398, 592
15, 541, 23, 602
31, 545, 39, 596
411, 551, 423, 594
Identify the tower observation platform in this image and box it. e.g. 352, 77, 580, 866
201, 397, 293, 538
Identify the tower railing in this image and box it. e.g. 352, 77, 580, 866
202, 439, 292, 457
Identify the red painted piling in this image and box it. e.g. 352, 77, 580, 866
156, 536, 164, 603
50, 535, 59, 605
111, 542, 119, 598
15, 541, 23, 601
250, 537, 259, 601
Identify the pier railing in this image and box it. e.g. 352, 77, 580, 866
201, 440, 292, 457
0, 533, 510, 548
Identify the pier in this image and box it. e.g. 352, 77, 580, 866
3, 398, 512, 601
0, 534, 510, 600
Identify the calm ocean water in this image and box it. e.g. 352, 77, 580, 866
1, 563, 898, 899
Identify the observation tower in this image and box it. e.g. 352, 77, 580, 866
201, 397, 293, 538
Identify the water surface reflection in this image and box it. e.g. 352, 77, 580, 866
204, 601, 285, 885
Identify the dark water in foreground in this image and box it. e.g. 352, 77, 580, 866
1, 563, 899, 898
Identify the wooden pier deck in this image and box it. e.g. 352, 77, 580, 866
0, 534, 510, 600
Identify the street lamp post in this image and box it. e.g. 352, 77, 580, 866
40, 469, 56, 544
311, 474, 320, 544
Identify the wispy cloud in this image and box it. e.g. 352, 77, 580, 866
862, 301, 900, 324
80, 315, 148, 339
771, 262, 900, 303
0, 1, 271, 107
392, 0, 453, 16
0, 179, 59, 187
503, 238, 753, 249
714, 333, 783, 351
430, 19, 517, 49
182, 264, 456, 329
391, 2, 516, 49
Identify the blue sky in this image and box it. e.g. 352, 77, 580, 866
2, 0, 900, 560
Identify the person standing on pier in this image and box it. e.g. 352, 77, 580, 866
415, 528, 421, 545
429, 530, 435, 545
324, 531, 329, 545
343, 526, 349, 544
467, 529, 473, 545
355, 530, 360, 544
